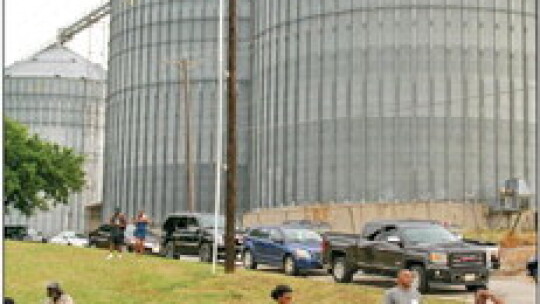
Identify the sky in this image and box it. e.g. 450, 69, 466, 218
4, 0, 109, 68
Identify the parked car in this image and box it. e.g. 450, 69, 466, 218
4, 225, 29, 241
88, 224, 140, 250
49, 231, 88, 247
160, 213, 243, 261
527, 256, 537, 282
282, 220, 332, 235
322, 220, 490, 293
24, 228, 47, 243
124, 224, 161, 254
242, 226, 323, 276
88, 224, 115, 249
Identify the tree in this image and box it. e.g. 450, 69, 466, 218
4, 117, 86, 216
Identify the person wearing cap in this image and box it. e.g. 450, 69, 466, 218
107, 207, 127, 260
45, 282, 74, 304
270, 285, 293, 304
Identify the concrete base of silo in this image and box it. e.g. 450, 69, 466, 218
242, 201, 537, 233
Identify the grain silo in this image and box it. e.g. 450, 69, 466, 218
104, 0, 252, 223
249, 0, 536, 209
4, 44, 106, 235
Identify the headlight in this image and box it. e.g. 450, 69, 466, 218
429, 252, 448, 265
294, 249, 311, 259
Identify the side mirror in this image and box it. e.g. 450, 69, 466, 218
387, 236, 401, 244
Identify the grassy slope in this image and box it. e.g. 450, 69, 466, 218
5, 242, 462, 304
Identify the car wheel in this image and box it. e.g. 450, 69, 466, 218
410, 265, 429, 293
242, 250, 257, 270
199, 243, 212, 263
165, 242, 179, 260
332, 256, 354, 283
283, 255, 299, 276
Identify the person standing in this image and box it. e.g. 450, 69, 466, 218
44, 282, 74, 304
383, 269, 422, 304
270, 285, 293, 304
107, 207, 127, 260
133, 210, 150, 255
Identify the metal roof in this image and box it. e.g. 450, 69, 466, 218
5, 44, 105, 80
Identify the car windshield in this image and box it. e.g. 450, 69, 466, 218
402, 226, 460, 244
281, 228, 322, 243
198, 215, 225, 228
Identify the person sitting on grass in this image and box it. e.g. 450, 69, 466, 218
383, 269, 422, 304
45, 282, 74, 304
270, 285, 293, 304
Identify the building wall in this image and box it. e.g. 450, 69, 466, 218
243, 202, 538, 232
4, 76, 105, 235
249, 0, 536, 210
104, 0, 253, 223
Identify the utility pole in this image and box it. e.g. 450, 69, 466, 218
168, 59, 197, 213
225, 0, 238, 274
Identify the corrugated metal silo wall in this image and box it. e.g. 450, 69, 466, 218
249, 0, 536, 209
4, 77, 105, 236
104, 0, 252, 223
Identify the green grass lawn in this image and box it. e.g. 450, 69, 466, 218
5, 242, 463, 304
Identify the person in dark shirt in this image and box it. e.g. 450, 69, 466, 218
106, 207, 127, 260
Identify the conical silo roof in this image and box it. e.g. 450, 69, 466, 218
5, 44, 105, 80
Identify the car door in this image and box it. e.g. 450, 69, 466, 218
373, 227, 404, 272
266, 228, 286, 266
250, 228, 271, 263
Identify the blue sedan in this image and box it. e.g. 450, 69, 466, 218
242, 226, 323, 276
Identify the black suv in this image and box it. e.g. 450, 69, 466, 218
88, 224, 116, 249
161, 213, 243, 262
5, 225, 28, 241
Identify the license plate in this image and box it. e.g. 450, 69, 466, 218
464, 274, 476, 282
152, 247, 160, 253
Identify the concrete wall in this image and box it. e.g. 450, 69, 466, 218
243, 201, 537, 232
243, 201, 490, 233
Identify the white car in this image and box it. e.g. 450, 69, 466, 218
49, 231, 89, 248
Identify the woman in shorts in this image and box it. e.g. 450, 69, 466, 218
133, 210, 150, 255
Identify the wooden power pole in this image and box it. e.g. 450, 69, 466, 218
225, 0, 238, 274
